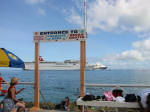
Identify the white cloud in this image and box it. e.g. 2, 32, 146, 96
139, 33, 150, 38
133, 38, 150, 51
25, 0, 45, 4
38, 8, 46, 16
100, 37, 150, 68
71, 0, 83, 11
121, 50, 144, 61
66, 0, 150, 34
66, 9, 83, 27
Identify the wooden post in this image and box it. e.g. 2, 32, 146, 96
80, 41, 86, 97
31, 42, 40, 111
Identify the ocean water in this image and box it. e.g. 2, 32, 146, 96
0, 68, 150, 104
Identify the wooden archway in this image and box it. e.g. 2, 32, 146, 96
31, 29, 86, 110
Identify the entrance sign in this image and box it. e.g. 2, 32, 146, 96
34, 29, 86, 42
32, 29, 86, 110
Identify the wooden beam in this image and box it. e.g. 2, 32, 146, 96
34, 42, 40, 109
80, 41, 86, 97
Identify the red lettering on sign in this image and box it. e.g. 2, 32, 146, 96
34, 36, 44, 40
34, 32, 38, 35
69, 34, 85, 40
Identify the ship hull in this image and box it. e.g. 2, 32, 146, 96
24, 62, 107, 70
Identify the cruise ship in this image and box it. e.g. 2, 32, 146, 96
24, 56, 107, 70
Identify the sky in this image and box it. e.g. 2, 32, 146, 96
1, 0, 150, 69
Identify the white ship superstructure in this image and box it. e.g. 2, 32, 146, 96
24, 59, 107, 70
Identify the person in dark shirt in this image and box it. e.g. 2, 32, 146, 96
138, 93, 150, 112
64, 97, 70, 111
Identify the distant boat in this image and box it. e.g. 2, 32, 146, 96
24, 57, 107, 70
86, 63, 107, 70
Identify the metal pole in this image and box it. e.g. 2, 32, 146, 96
84, 0, 87, 31
84, 0, 87, 69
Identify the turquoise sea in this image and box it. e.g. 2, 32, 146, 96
0, 68, 150, 104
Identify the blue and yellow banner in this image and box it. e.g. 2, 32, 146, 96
0, 48, 25, 68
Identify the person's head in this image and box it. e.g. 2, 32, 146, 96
65, 97, 70, 101
10, 77, 19, 86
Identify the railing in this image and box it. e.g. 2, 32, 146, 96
85, 83, 150, 88
2, 82, 34, 85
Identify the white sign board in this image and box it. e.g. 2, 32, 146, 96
33, 29, 86, 42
